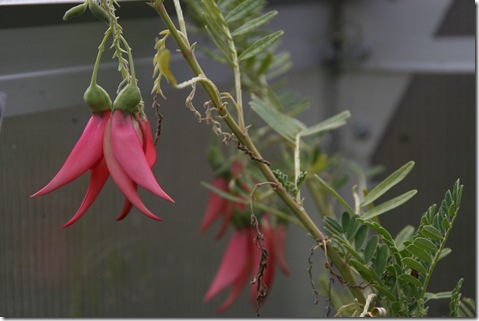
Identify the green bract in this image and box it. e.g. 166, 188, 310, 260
89, 1, 110, 24
83, 83, 112, 113
63, 2, 88, 21
113, 81, 142, 114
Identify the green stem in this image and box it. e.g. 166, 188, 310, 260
420, 213, 458, 300
91, 28, 112, 85
172, 0, 188, 40
150, 0, 365, 304
120, 35, 136, 81
223, 23, 245, 129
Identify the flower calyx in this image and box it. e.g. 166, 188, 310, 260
84, 83, 112, 114
113, 79, 143, 114
63, 2, 88, 21
88, 1, 110, 25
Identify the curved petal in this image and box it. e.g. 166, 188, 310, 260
110, 110, 174, 203
116, 198, 134, 221
32, 112, 110, 197
216, 262, 250, 314
200, 177, 228, 234
136, 113, 157, 166
104, 118, 162, 221
63, 157, 110, 228
204, 229, 250, 303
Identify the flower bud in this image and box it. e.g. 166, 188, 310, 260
113, 81, 142, 114
63, 2, 88, 21
89, 1, 110, 25
84, 83, 112, 113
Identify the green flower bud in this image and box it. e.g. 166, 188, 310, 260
84, 83, 112, 114
63, 2, 88, 21
113, 81, 142, 114
89, 1, 110, 25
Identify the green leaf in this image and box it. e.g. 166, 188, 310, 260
354, 225, 368, 251
250, 94, 305, 143
360, 161, 415, 207
399, 273, 423, 288
200, 181, 245, 203
341, 211, 350, 233
373, 284, 396, 302
394, 225, 415, 251
374, 244, 388, 276
342, 243, 366, 264
450, 278, 464, 317
239, 30, 284, 60
217, 0, 236, 9
362, 190, 417, 220
300, 110, 351, 137
314, 175, 355, 214
420, 225, 443, 241
232, 10, 278, 36
323, 217, 344, 237
224, 0, 264, 23
346, 216, 361, 241
413, 237, 438, 252
425, 291, 452, 300
406, 244, 432, 263
350, 258, 380, 282
438, 247, 452, 261
364, 235, 379, 263
402, 257, 427, 274
362, 220, 395, 243
442, 217, 451, 230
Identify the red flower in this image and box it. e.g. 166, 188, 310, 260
200, 161, 246, 239
32, 110, 174, 227
204, 222, 289, 313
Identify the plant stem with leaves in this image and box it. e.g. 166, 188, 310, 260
149, 0, 366, 304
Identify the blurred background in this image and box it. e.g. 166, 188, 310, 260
0, 0, 475, 317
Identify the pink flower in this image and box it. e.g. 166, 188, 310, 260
104, 109, 174, 220
204, 222, 289, 313
32, 110, 174, 227
200, 161, 246, 239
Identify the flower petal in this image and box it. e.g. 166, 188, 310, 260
200, 177, 228, 234
104, 118, 162, 221
63, 157, 110, 228
214, 200, 234, 240
116, 198, 134, 221
136, 113, 156, 166
216, 262, 250, 314
204, 229, 250, 303
32, 111, 110, 197
110, 110, 174, 203
272, 224, 290, 276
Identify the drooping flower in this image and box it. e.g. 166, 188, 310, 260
200, 161, 246, 239
103, 109, 174, 221
32, 80, 174, 227
204, 220, 289, 313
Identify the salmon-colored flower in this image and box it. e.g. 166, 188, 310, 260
200, 161, 246, 239
204, 221, 289, 313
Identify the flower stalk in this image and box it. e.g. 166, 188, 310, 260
150, 0, 365, 304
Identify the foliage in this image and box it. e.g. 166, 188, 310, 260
58, 0, 473, 317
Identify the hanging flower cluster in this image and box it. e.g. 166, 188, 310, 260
200, 162, 289, 313
32, 81, 174, 227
